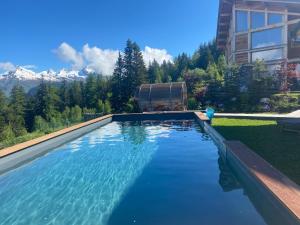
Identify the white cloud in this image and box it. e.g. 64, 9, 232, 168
0, 62, 16, 72
142, 46, 173, 67
82, 44, 119, 75
54, 42, 173, 75
54, 42, 84, 70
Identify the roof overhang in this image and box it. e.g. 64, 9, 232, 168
216, 0, 300, 50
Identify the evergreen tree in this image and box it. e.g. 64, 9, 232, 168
59, 79, 70, 111
69, 81, 83, 107
9, 85, 27, 136
147, 60, 162, 83
111, 52, 125, 111
123, 40, 146, 98
161, 60, 173, 83
0, 90, 7, 134
10, 84, 26, 117
173, 53, 191, 81
85, 74, 97, 108
34, 80, 60, 121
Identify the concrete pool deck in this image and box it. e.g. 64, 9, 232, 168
215, 112, 300, 120
0, 111, 299, 224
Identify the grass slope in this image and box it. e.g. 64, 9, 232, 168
212, 118, 300, 185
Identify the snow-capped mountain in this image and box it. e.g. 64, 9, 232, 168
0, 66, 94, 95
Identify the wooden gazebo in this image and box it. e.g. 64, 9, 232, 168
134, 82, 187, 112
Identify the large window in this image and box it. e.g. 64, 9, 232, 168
251, 12, 265, 29
252, 49, 283, 61
236, 11, 248, 32
268, 13, 283, 25
252, 27, 283, 49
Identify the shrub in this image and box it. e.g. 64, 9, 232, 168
83, 107, 96, 114
187, 97, 199, 110
0, 124, 15, 141
270, 94, 300, 113
96, 100, 104, 113
70, 105, 82, 123
104, 100, 112, 114
33, 116, 49, 132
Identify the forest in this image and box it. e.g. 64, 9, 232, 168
0, 39, 299, 148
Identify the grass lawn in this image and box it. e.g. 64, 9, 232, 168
212, 118, 300, 185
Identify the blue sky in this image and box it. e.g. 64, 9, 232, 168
0, 0, 219, 73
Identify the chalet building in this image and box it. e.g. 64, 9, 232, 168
217, 0, 300, 77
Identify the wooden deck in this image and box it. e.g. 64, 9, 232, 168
225, 140, 300, 221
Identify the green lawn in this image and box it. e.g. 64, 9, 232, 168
212, 118, 300, 185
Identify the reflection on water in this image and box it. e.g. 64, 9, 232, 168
218, 156, 241, 192
0, 121, 293, 225
0, 123, 167, 225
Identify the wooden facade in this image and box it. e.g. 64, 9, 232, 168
217, 0, 300, 71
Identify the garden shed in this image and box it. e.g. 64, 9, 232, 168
135, 82, 187, 112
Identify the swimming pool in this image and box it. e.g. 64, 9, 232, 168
0, 121, 294, 225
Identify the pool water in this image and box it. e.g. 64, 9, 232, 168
0, 121, 288, 225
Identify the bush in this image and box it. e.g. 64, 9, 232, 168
96, 100, 104, 113
83, 107, 96, 114
33, 116, 49, 132
270, 94, 300, 113
0, 124, 15, 141
49, 116, 63, 131
125, 98, 139, 113
104, 100, 112, 114
70, 105, 82, 123
62, 107, 71, 124
187, 97, 199, 110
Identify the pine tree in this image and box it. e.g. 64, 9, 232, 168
9, 85, 27, 136
123, 40, 146, 99
34, 80, 60, 121
148, 60, 162, 83
0, 90, 7, 135
59, 79, 70, 111
173, 53, 191, 82
69, 81, 83, 107
85, 74, 97, 109
132, 41, 147, 88
111, 52, 126, 111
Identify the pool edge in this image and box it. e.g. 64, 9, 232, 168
196, 116, 300, 224
0, 115, 113, 175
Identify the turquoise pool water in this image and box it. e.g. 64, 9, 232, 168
0, 121, 290, 225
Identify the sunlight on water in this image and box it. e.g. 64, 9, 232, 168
0, 122, 170, 225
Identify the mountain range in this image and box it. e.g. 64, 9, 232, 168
0, 66, 95, 95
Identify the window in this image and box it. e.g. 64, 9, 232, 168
268, 13, 283, 25
252, 49, 283, 61
236, 11, 248, 32
252, 27, 283, 49
251, 12, 265, 29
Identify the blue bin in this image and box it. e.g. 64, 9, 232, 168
206, 108, 215, 120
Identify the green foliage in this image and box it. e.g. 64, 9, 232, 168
85, 74, 97, 108
187, 97, 199, 110
96, 100, 104, 113
104, 100, 112, 114
33, 116, 49, 132
111, 40, 147, 112
147, 60, 162, 83
83, 107, 96, 114
0, 125, 15, 141
70, 106, 82, 123
270, 94, 300, 113
125, 98, 139, 113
